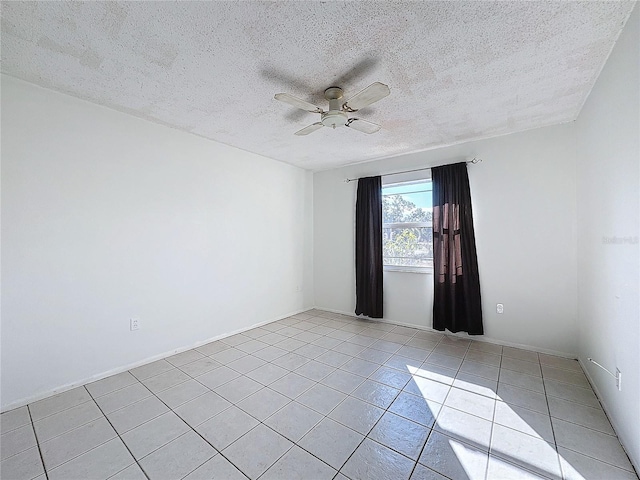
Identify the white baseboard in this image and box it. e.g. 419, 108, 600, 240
315, 306, 577, 359
1, 307, 312, 413
578, 357, 640, 474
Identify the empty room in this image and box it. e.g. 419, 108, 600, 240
1, 2, 638, 480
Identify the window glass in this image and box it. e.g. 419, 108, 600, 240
382, 180, 433, 270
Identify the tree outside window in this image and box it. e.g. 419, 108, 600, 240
382, 180, 433, 270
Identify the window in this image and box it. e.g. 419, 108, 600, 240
382, 179, 433, 271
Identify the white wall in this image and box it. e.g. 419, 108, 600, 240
574, 6, 639, 470
1, 76, 314, 410
314, 123, 578, 356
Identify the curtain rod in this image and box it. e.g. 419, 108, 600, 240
343, 157, 483, 183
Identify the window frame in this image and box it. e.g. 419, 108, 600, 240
381, 178, 433, 274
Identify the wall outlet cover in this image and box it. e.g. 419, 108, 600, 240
130, 317, 140, 331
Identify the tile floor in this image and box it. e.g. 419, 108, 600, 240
1, 309, 638, 480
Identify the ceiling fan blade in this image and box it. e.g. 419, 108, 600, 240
295, 122, 324, 136
346, 118, 381, 134
343, 82, 390, 111
274, 93, 323, 113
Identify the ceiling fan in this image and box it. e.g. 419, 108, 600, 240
274, 82, 390, 136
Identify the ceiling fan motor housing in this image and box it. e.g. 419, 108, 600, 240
321, 110, 348, 128
321, 87, 347, 128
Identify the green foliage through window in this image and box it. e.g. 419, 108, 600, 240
382, 180, 433, 268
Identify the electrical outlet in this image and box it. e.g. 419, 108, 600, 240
496, 303, 504, 314
616, 368, 622, 391
130, 317, 140, 331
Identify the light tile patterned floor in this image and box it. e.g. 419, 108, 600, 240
1, 310, 638, 480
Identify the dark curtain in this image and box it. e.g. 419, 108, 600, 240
432, 163, 483, 334
355, 176, 383, 318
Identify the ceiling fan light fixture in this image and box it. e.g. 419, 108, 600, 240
321, 110, 348, 128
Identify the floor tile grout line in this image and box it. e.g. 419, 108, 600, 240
129, 367, 184, 384
27, 396, 95, 425
333, 360, 440, 478
494, 395, 619, 440
209, 331, 414, 477
208, 414, 296, 479
126, 317, 586, 438
325, 312, 575, 371
86, 380, 141, 402
543, 377, 596, 390
485, 365, 503, 480
14, 322, 389, 472
500, 356, 563, 480
488, 450, 558, 480
105, 461, 148, 480
554, 443, 639, 474
314, 338, 441, 477
308, 314, 634, 477
92, 388, 157, 419
405, 428, 430, 480
84, 387, 151, 480
205, 322, 479, 433
328, 424, 371, 478
16, 311, 630, 480
134, 429, 211, 479
184, 431, 247, 480
154, 372, 301, 478
27, 386, 130, 472
34, 421, 119, 477
251, 419, 339, 478
487, 346, 505, 475
27, 410, 107, 447
544, 390, 604, 408
540, 360, 608, 454
131, 374, 254, 480
160, 318, 432, 410
0, 420, 32, 437
108, 397, 183, 436
546, 412, 617, 437
26, 403, 49, 480
93, 375, 194, 420
0, 424, 45, 463
551, 418, 638, 473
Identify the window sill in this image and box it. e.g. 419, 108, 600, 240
384, 265, 433, 274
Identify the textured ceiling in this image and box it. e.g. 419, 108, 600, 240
1, 1, 635, 171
